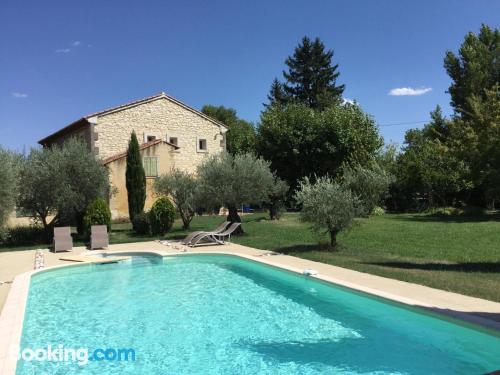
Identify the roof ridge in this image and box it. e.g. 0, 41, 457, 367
85, 92, 228, 129
84, 92, 166, 118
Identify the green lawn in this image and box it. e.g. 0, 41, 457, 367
2, 212, 499, 301
231, 212, 500, 302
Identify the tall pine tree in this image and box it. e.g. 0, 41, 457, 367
444, 24, 499, 117
267, 36, 345, 109
265, 78, 288, 107
126, 131, 146, 222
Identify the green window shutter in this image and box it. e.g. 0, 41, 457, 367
151, 157, 157, 176
143, 157, 158, 177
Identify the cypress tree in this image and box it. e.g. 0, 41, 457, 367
126, 131, 146, 222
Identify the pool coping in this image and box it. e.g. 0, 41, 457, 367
1, 248, 500, 374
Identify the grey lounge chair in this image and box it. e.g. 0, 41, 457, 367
91, 225, 109, 250
189, 222, 241, 247
53, 227, 73, 253
181, 221, 230, 245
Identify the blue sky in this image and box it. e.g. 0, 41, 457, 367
1, 0, 499, 151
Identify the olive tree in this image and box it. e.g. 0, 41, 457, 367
196, 152, 275, 233
265, 177, 289, 220
295, 176, 360, 249
17, 138, 109, 239
0, 148, 19, 231
154, 168, 198, 229
342, 165, 394, 216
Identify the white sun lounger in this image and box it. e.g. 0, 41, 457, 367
189, 222, 241, 247
181, 221, 230, 246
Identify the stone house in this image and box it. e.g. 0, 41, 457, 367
38, 92, 228, 219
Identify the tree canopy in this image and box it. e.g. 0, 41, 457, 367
444, 24, 499, 116
267, 36, 345, 109
0, 148, 19, 231
389, 24, 500, 210
17, 138, 109, 237
154, 169, 198, 229
196, 152, 275, 230
201, 105, 256, 155
295, 176, 360, 248
258, 102, 383, 190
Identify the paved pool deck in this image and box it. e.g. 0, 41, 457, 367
1, 240, 500, 373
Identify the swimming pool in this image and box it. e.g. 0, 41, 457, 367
17, 254, 500, 374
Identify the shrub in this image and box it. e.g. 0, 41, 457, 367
132, 212, 151, 235
342, 165, 394, 216
149, 197, 175, 236
372, 206, 385, 216
83, 198, 111, 234
1, 225, 47, 246
295, 176, 360, 249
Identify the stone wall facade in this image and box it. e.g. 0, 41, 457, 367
94, 97, 226, 174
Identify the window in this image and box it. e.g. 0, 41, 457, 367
143, 157, 158, 177
169, 137, 178, 146
197, 138, 207, 152
144, 133, 156, 143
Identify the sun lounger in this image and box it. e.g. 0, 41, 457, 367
189, 222, 241, 247
91, 225, 109, 250
181, 221, 230, 245
53, 227, 73, 253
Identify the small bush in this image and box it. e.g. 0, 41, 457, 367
372, 206, 386, 216
149, 197, 175, 236
132, 212, 151, 235
83, 198, 111, 235
1, 225, 47, 246
342, 165, 394, 217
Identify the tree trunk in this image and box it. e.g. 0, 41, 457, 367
75, 212, 85, 235
179, 209, 190, 230
40, 213, 56, 243
181, 218, 190, 230
227, 205, 244, 234
269, 205, 278, 220
329, 229, 338, 250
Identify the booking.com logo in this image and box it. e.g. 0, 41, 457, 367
10, 344, 136, 365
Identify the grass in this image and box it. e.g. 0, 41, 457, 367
2, 212, 499, 302
231, 212, 500, 302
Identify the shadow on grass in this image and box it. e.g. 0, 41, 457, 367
364, 261, 500, 273
242, 215, 269, 223
277, 243, 336, 254
394, 212, 500, 223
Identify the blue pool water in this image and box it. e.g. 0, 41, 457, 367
17, 254, 500, 374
